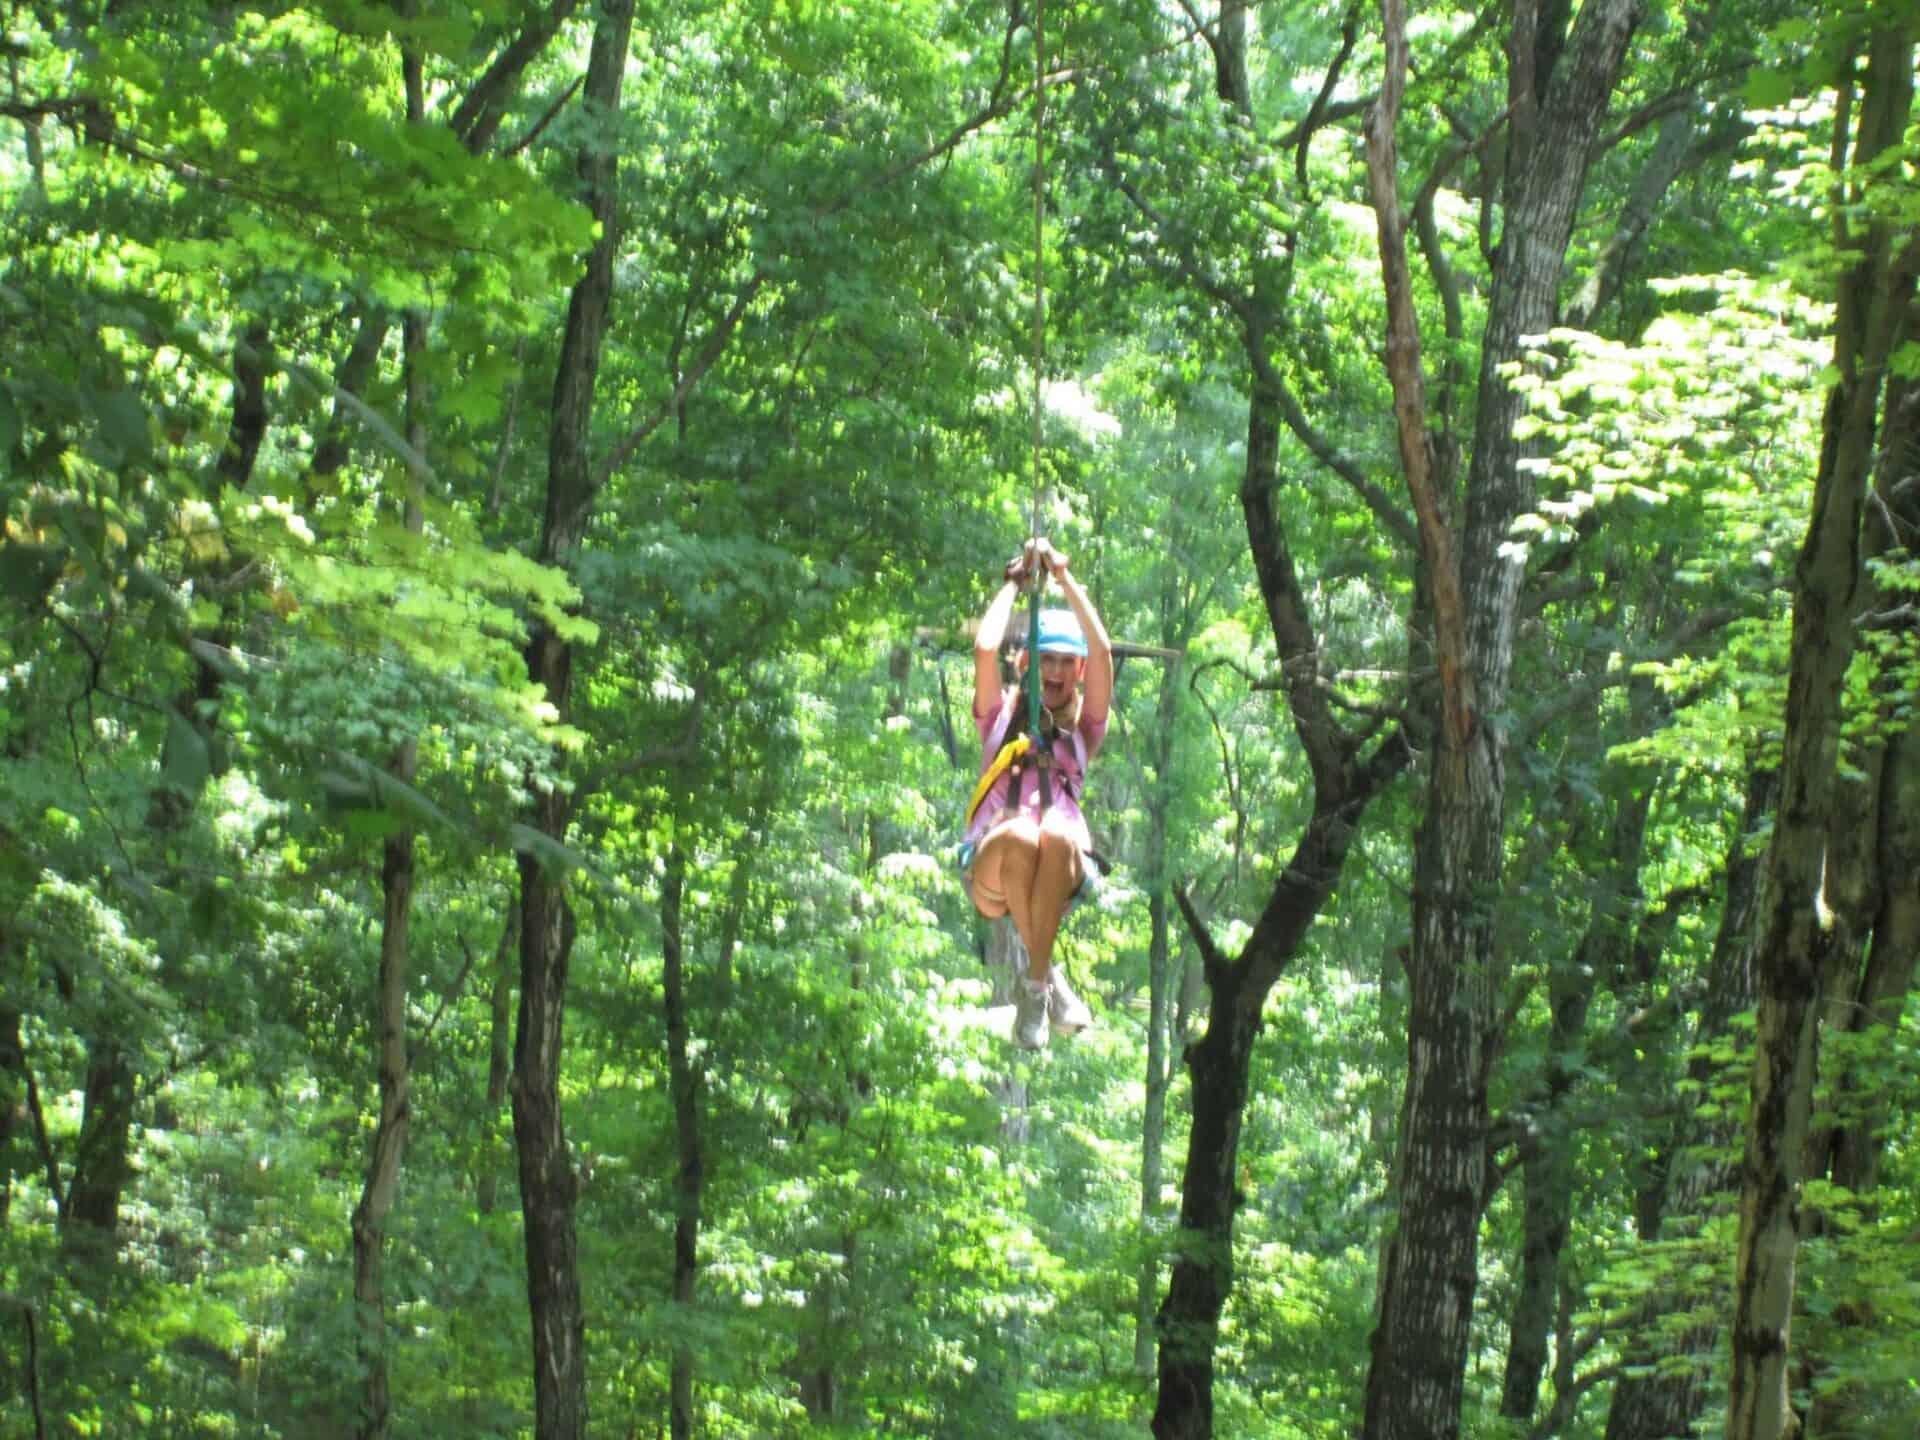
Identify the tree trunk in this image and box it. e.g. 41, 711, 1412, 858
1, 998, 24, 1228
662, 846, 700, 1440
350, 794, 416, 1440
1136, 614, 1182, 1377
349, 188, 428, 1433
60, 1047, 133, 1258
1360, 4, 1638, 1437
1150, 298, 1408, 1440
1502, 764, 1655, 1421
1727, 26, 1914, 1440
511, 5, 634, 1437
513, 836, 586, 1440
478, 906, 519, 1217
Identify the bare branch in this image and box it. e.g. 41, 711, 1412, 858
504, 74, 584, 158
576, 689, 707, 798
0, 1293, 47, 1440
1174, 882, 1232, 986
422, 937, 481, 1047
1527, 1361, 1626, 1440
1294, 1, 1364, 189
1366, 0, 1472, 750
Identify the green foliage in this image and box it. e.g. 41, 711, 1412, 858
5, 3, 1918, 1439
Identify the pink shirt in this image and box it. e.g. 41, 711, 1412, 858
966, 689, 1107, 850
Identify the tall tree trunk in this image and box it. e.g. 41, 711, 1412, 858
350, 790, 416, 1440
0, 1002, 19, 1228
1145, 12, 1416, 1429
661, 847, 700, 1440
1136, 601, 1182, 1377
1137, 879, 1173, 1378
1727, 26, 1914, 1440
1821, 724, 1920, 1206
1361, 3, 1638, 1437
1801, 733, 1920, 1440
1793, 290, 1920, 1440
1152, 356, 1408, 1439
60, 1048, 133, 1257
512, 8, 633, 1435
478, 905, 519, 1217
349, 139, 429, 1432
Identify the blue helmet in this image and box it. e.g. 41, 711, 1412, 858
1036, 608, 1087, 657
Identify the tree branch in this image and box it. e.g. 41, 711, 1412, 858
0, 1294, 47, 1440
1099, 151, 1419, 550
1366, 0, 1472, 750
448, 0, 585, 152
1292, 0, 1363, 190
592, 276, 765, 486
504, 73, 584, 158
1518, 605, 1741, 745
23, 1052, 63, 1222
1173, 882, 1231, 987
575, 688, 707, 799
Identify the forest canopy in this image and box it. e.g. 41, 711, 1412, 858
2, 3, 1916, 1440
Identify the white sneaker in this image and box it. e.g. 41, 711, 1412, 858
1012, 976, 1051, 1049
1048, 969, 1092, 1037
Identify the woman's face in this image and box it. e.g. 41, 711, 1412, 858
1032, 650, 1084, 708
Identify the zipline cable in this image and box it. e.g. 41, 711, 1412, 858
1024, 0, 1053, 810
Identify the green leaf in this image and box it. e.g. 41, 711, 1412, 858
1742, 68, 1797, 108
95, 386, 152, 465
164, 711, 213, 795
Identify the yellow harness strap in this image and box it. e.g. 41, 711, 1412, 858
964, 734, 1032, 830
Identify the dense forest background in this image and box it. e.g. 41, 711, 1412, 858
3, 1, 1917, 1438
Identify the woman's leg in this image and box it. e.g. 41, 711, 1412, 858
1026, 814, 1086, 982
971, 819, 1043, 959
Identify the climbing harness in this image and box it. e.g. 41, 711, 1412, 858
963, 691, 1087, 832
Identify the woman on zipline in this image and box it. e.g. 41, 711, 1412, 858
964, 537, 1113, 1048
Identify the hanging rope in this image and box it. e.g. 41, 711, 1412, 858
1024, 0, 1053, 811
1029, 0, 1047, 550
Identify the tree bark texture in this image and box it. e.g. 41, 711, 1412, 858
511, 5, 635, 1437
1361, 4, 1638, 1438
1727, 26, 1914, 1440
350, 790, 415, 1440
61, 1047, 132, 1254
0, 1004, 16, 1228
1807, 315, 1920, 1206
662, 847, 701, 1440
